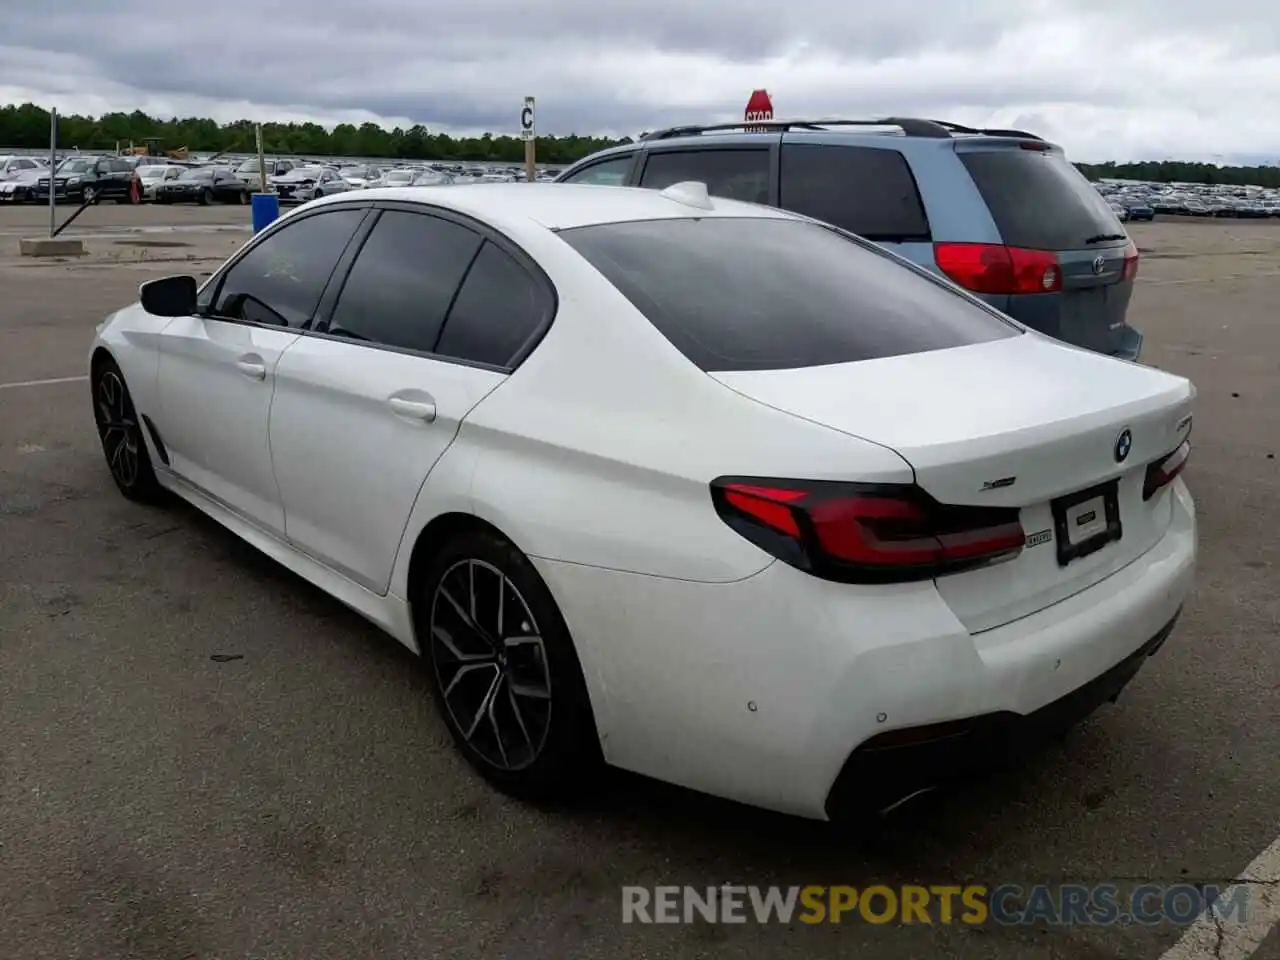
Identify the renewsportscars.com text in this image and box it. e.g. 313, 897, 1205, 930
621, 884, 1249, 927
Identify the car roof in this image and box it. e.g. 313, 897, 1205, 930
314, 182, 801, 230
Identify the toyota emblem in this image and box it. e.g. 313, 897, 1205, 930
1114, 428, 1133, 463
1092, 255, 1106, 276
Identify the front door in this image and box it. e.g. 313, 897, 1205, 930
154, 205, 368, 534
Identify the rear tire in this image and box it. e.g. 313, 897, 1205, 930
91, 357, 165, 504
417, 529, 601, 802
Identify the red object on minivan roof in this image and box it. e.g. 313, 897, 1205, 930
745, 90, 774, 131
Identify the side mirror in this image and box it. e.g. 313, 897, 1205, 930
139, 275, 198, 317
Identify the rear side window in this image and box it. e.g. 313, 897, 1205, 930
959, 149, 1126, 251
325, 210, 483, 353
560, 217, 1017, 372
639, 150, 769, 204
779, 144, 930, 241
436, 241, 553, 367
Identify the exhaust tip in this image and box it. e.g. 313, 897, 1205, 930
878, 786, 938, 817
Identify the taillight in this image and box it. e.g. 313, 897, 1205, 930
1143, 441, 1190, 501
1122, 240, 1140, 282
710, 478, 1025, 583
934, 243, 1062, 296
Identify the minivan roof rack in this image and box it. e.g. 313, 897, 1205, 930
640, 117, 1045, 142
641, 117, 957, 140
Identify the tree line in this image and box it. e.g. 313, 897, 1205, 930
3, 102, 1280, 184
0, 102, 629, 165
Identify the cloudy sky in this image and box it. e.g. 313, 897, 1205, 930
3, 0, 1280, 162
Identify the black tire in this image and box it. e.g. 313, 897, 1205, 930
418, 529, 601, 801
238, 190, 249, 205
83, 185, 99, 205
199, 188, 212, 206
91, 357, 165, 504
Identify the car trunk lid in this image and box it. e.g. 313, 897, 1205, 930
710, 335, 1194, 632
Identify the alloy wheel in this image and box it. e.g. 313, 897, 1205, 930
94, 370, 140, 489
429, 558, 552, 771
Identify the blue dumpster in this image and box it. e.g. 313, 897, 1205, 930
251, 192, 280, 233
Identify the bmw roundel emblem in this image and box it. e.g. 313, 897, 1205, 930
1114, 428, 1133, 463
1092, 255, 1106, 275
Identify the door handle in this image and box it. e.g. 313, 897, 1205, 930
388, 397, 437, 422
235, 358, 267, 380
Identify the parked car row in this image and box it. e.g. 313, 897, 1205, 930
1096, 179, 1280, 219
0, 151, 560, 206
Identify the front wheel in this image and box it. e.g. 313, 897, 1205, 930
83, 185, 99, 204
199, 188, 212, 206
91, 358, 165, 503
238, 190, 249, 205
419, 530, 601, 801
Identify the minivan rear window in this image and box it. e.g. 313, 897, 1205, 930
959, 149, 1127, 251
559, 217, 1018, 373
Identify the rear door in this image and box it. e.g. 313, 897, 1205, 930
776, 142, 934, 267
268, 205, 548, 594
956, 143, 1138, 357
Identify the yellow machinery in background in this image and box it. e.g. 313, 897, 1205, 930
123, 138, 189, 161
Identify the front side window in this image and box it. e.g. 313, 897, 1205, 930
323, 210, 483, 352
211, 208, 365, 328
560, 155, 633, 186
560, 216, 1018, 372
639, 149, 770, 204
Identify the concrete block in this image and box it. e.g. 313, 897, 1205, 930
18, 237, 87, 258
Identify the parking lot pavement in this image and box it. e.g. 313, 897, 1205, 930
1, 213, 1278, 960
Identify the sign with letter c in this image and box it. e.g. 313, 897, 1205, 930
520, 97, 536, 141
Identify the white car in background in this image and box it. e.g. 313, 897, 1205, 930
87, 183, 1196, 820
136, 164, 186, 201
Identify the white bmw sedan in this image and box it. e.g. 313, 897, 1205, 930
89, 182, 1196, 820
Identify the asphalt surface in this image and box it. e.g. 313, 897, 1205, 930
1, 209, 1278, 960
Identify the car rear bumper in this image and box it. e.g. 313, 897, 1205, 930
1110, 324, 1143, 362
533, 478, 1195, 820
823, 606, 1180, 818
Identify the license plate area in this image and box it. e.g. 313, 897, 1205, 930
1051, 479, 1122, 567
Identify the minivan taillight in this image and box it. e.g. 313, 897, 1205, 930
710, 478, 1025, 583
1122, 240, 1140, 282
934, 243, 1062, 296
1143, 441, 1190, 501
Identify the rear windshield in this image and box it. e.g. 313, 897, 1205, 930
959, 149, 1127, 251
559, 217, 1019, 372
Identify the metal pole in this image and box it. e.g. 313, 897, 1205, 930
48, 107, 57, 238
525, 137, 536, 183
255, 123, 268, 194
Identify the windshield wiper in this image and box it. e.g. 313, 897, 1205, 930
1085, 233, 1127, 244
